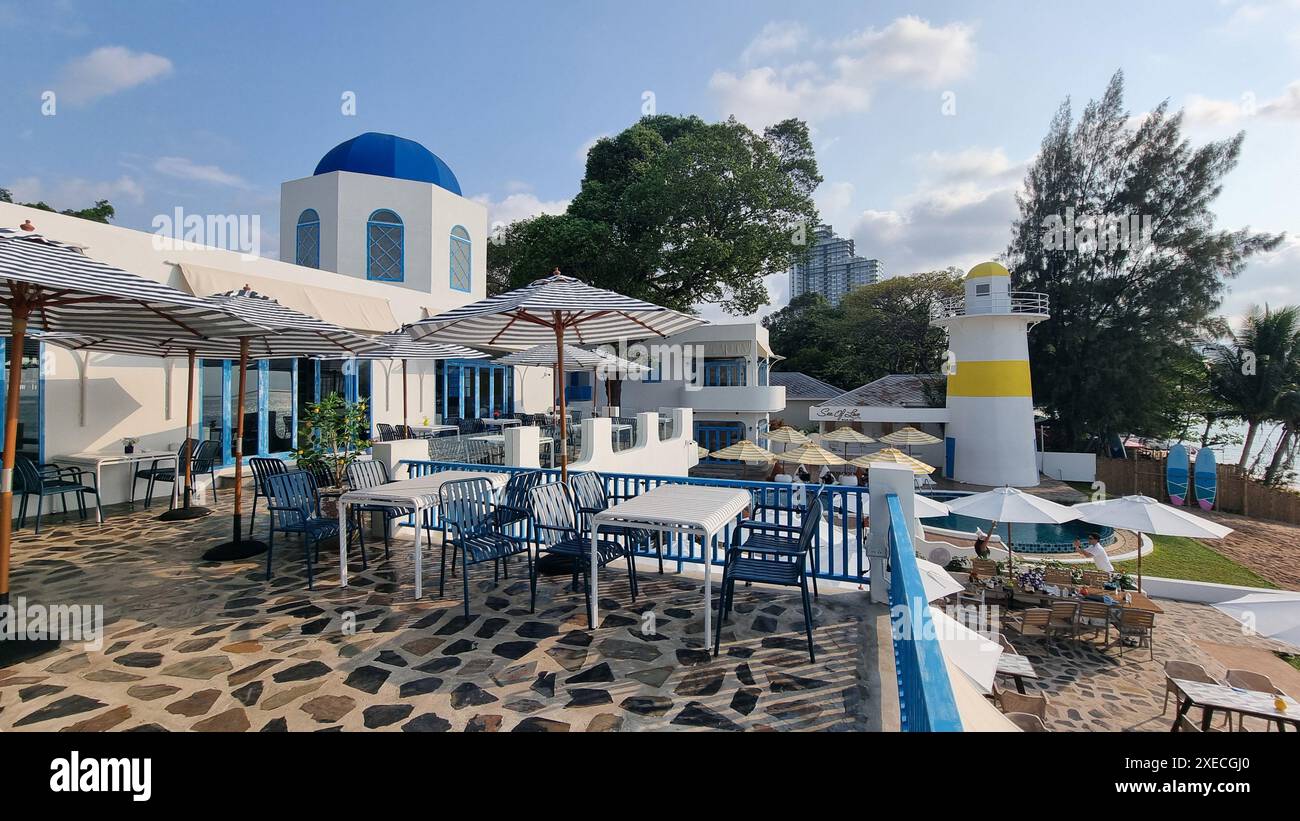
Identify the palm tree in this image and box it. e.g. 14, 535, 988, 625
1208, 305, 1300, 471
1263, 388, 1300, 485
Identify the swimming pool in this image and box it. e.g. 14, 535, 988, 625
921, 512, 1116, 553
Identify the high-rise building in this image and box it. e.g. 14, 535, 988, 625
790, 224, 883, 305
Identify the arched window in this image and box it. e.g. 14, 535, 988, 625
295, 209, 320, 269
450, 225, 471, 292
366, 209, 404, 281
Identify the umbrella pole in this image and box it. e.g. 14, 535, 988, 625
555, 319, 567, 481
1005, 521, 1013, 577
159, 348, 211, 521
1137, 532, 1143, 592
0, 302, 29, 608
401, 358, 408, 432
203, 337, 267, 560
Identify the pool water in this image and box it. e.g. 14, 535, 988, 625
922, 513, 1116, 553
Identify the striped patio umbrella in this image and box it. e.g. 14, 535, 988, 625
0, 227, 272, 605
696, 445, 710, 459
318, 327, 486, 432
709, 439, 777, 463
880, 425, 942, 457
819, 426, 876, 461
780, 442, 847, 468
765, 426, 808, 445
850, 447, 935, 474
494, 342, 649, 417
409, 271, 704, 478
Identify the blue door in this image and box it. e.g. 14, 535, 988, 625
695, 422, 743, 460
945, 436, 956, 480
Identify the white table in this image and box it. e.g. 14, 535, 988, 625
480, 418, 520, 428
591, 484, 751, 649
56, 450, 180, 520
412, 424, 457, 436
337, 470, 509, 598
1171, 678, 1300, 731
470, 433, 554, 460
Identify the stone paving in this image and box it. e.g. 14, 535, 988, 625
0, 495, 878, 732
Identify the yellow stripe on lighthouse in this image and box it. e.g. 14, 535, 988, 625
947, 360, 1032, 397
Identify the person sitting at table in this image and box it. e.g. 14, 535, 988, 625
1074, 532, 1114, 572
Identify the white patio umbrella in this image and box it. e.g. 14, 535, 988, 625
408, 270, 703, 478
1072, 494, 1233, 590
318, 328, 485, 432
709, 439, 777, 463
916, 557, 965, 602
188, 289, 385, 560
929, 605, 1002, 695
1213, 592, 1300, 651
0, 227, 271, 606
944, 486, 1080, 576
494, 342, 649, 417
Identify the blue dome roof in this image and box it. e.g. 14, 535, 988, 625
314, 132, 462, 195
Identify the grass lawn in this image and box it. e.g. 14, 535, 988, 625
1113, 534, 1278, 589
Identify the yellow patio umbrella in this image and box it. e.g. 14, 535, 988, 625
820, 426, 876, 461
851, 447, 935, 475
880, 425, 942, 456
781, 441, 847, 467
765, 426, 809, 445
710, 439, 778, 463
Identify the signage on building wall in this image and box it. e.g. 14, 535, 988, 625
811, 406, 863, 421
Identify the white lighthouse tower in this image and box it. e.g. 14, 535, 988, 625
931, 262, 1049, 487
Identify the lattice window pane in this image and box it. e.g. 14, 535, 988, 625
367, 218, 404, 281
450, 231, 471, 291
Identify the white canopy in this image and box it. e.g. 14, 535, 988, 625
1071, 494, 1234, 538
929, 606, 1002, 695
916, 557, 966, 602
945, 486, 1080, 524
1213, 593, 1300, 651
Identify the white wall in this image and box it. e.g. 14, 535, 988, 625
1037, 451, 1096, 483
569, 410, 697, 476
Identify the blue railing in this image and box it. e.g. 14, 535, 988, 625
398, 460, 871, 582
886, 493, 962, 732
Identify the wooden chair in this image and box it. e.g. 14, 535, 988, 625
994, 682, 1048, 720
1008, 607, 1051, 638
1177, 715, 1203, 732
1046, 601, 1079, 641
1224, 669, 1284, 731
1081, 570, 1111, 587
1075, 600, 1113, 644
1043, 568, 1074, 587
1114, 607, 1156, 659
1005, 712, 1048, 732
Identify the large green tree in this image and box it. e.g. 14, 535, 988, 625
488, 115, 821, 314
1208, 304, 1300, 471
1007, 71, 1282, 450
0, 187, 115, 223
764, 270, 961, 389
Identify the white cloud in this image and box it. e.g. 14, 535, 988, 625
56, 46, 173, 105
741, 21, 808, 63
1181, 80, 1300, 126
711, 16, 976, 127
1221, 235, 1300, 321
472, 191, 570, 231
7, 174, 145, 206
153, 156, 250, 188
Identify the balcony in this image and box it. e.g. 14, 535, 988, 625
681, 384, 785, 413
930, 291, 1049, 321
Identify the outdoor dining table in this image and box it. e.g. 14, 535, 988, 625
590, 483, 751, 650
55, 449, 180, 520
480, 418, 520, 428
995, 651, 1039, 694
1170, 678, 1300, 732
412, 424, 457, 437
469, 433, 554, 460
1008, 586, 1164, 615
336, 469, 510, 598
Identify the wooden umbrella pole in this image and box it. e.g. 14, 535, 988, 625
401, 358, 408, 432
231, 337, 249, 543
555, 317, 567, 481
184, 349, 195, 505
0, 301, 29, 605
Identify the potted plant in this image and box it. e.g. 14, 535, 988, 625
122, 437, 139, 454
291, 394, 371, 502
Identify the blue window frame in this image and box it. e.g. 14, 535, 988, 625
435, 358, 513, 420
200, 358, 312, 466
0, 337, 45, 463
450, 225, 471, 292
694, 421, 744, 461
366, 209, 404, 282
295, 209, 320, 269
703, 358, 747, 387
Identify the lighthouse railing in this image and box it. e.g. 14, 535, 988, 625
931, 291, 1049, 320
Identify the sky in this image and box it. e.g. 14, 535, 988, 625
1, 0, 1297, 325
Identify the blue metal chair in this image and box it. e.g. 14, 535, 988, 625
346, 459, 411, 555
714, 492, 822, 662
190, 439, 222, 503
568, 471, 661, 583
734, 486, 824, 598
438, 477, 535, 617
130, 438, 196, 510
264, 470, 363, 589
247, 456, 288, 538
527, 481, 637, 624
15, 456, 102, 533
495, 470, 546, 543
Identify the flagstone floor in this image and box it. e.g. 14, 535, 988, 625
0, 494, 882, 732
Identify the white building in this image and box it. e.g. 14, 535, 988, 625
0, 132, 539, 504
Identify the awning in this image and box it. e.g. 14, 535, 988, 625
179, 262, 398, 334
696, 339, 784, 360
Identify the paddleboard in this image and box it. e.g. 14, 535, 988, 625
1166, 443, 1189, 506
1194, 447, 1218, 511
